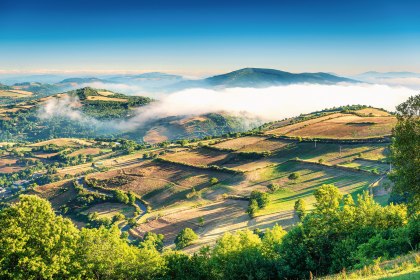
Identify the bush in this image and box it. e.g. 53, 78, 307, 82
247, 199, 259, 218
294, 199, 307, 220
210, 177, 219, 185
250, 191, 270, 209
114, 190, 129, 204
267, 183, 280, 192
175, 228, 198, 249
288, 172, 300, 180
112, 213, 126, 223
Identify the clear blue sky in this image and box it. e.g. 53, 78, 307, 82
1, 0, 419, 75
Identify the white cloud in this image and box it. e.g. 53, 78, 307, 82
38, 83, 416, 134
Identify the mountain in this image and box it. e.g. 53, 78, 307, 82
205, 68, 357, 87
58, 77, 110, 84
173, 68, 358, 90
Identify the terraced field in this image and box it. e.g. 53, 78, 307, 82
5, 107, 396, 250
265, 109, 396, 139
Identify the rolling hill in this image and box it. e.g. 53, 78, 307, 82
172, 68, 358, 89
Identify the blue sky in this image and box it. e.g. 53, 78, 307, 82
1, 0, 420, 76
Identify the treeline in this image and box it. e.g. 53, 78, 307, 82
1, 184, 418, 280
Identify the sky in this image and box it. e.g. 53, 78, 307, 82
1, 0, 420, 76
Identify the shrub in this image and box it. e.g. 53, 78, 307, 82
175, 228, 198, 249
112, 213, 126, 223
210, 177, 219, 185
267, 183, 280, 192
288, 172, 300, 180
294, 199, 307, 220
247, 199, 259, 218
250, 191, 270, 209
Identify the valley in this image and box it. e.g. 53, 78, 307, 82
0, 105, 396, 249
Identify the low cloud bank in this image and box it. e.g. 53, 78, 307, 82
39, 83, 416, 133
118, 83, 415, 129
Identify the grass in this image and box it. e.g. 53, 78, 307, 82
82, 202, 136, 219
321, 252, 420, 280
252, 160, 378, 216
339, 159, 390, 174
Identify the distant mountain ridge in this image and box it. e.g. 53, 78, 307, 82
204, 68, 357, 87
1, 68, 359, 98
171, 68, 358, 90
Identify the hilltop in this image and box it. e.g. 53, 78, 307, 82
205, 67, 357, 87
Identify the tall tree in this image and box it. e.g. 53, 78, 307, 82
0, 195, 80, 279
390, 94, 420, 213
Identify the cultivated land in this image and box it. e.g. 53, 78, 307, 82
2, 107, 397, 249
265, 109, 396, 139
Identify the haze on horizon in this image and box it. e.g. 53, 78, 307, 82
1, 0, 420, 76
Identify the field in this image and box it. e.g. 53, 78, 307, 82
87, 160, 243, 209
160, 148, 231, 166
0, 156, 25, 173
0, 89, 33, 98
68, 148, 102, 157
30, 138, 95, 147
3, 107, 398, 250
86, 96, 128, 102
214, 136, 290, 152
246, 160, 379, 215
265, 110, 396, 139
82, 202, 136, 219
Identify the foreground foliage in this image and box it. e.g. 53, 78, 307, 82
1, 185, 418, 280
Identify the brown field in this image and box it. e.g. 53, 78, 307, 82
160, 148, 231, 166
30, 138, 94, 147
265, 113, 344, 135
213, 136, 268, 150
68, 148, 102, 157
286, 115, 396, 139
0, 157, 24, 173
88, 161, 243, 208
265, 110, 396, 139
86, 96, 127, 102
57, 163, 95, 176
0, 89, 33, 98
29, 180, 77, 209
238, 138, 290, 152
354, 108, 391, 117
33, 151, 60, 159
9, 89, 33, 95
143, 127, 170, 143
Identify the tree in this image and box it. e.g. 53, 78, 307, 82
288, 172, 300, 180
128, 191, 136, 205
0, 195, 80, 279
175, 228, 198, 249
210, 177, 219, 185
250, 190, 270, 209
247, 199, 259, 218
294, 198, 307, 220
211, 230, 272, 280
267, 183, 280, 192
112, 212, 126, 223
140, 232, 165, 252
390, 94, 420, 212
114, 190, 129, 204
